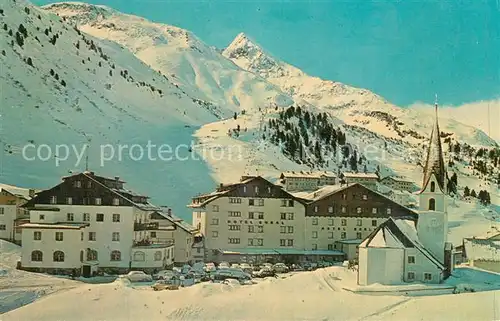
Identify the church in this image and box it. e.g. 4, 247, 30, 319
357, 101, 454, 285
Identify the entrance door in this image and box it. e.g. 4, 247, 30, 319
82, 265, 91, 278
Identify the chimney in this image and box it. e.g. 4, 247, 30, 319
115, 176, 120, 181
167, 208, 172, 216
28, 189, 35, 198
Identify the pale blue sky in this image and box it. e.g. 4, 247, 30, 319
35, 0, 500, 106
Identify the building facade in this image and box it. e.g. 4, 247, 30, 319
188, 176, 418, 264
279, 171, 337, 191
0, 187, 31, 242
358, 102, 453, 286
149, 209, 197, 265
380, 176, 417, 193
463, 231, 500, 273
20, 171, 173, 275
340, 172, 378, 190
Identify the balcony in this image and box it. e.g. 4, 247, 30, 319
134, 222, 159, 231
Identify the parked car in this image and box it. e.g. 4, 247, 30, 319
204, 263, 217, 273
273, 263, 289, 273
153, 270, 178, 280
181, 265, 192, 274
151, 280, 180, 291
230, 263, 240, 269
260, 263, 274, 271
123, 271, 152, 282
218, 262, 230, 269
252, 268, 276, 278
239, 263, 253, 274
211, 269, 252, 283
302, 262, 318, 271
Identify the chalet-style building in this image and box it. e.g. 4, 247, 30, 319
380, 176, 418, 193
279, 171, 336, 191
149, 209, 197, 265
358, 102, 453, 285
0, 186, 32, 242
20, 171, 174, 276
188, 175, 418, 264
340, 172, 378, 190
463, 229, 500, 273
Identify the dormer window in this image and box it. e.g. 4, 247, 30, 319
112, 198, 120, 206
50, 196, 57, 204
66, 197, 72, 205
74, 180, 81, 188
87, 181, 92, 188
430, 182, 435, 192
95, 198, 102, 205
243, 186, 247, 193
255, 186, 259, 194
267, 187, 271, 193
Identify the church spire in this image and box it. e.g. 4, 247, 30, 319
421, 95, 446, 193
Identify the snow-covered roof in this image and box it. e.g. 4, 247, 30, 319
152, 210, 197, 233
280, 170, 336, 179
381, 176, 413, 183
360, 217, 445, 270
290, 184, 344, 201
464, 238, 500, 262
342, 172, 378, 179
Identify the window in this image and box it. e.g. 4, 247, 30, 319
280, 239, 286, 246
249, 212, 255, 219
133, 251, 145, 261
356, 207, 362, 214
229, 211, 241, 217
81, 232, 83, 241
280, 226, 286, 233
150, 232, 156, 238
248, 238, 254, 246
386, 208, 392, 215
112, 214, 120, 222
407, 272, 415, 281
328, 206, 333, 213
88, 232, 96, 241
66, 197, 73, 205
243, 186, 247, 193
257, 238, 263, 246
31, 250, 43, 262
257, 225, 264, 233
257, 199, 264, 206
248, 225, 255, 233
0, 207, 3, 214
74, 180, 81, 188
249, 199, 254, 206
280, 213, 286, 220
67, 213, 74, 221
281, 200, 287, 207
111, 250, 121, 261
342, 193, 347, 200
86, 250, 98, 261
50, 196, 57, 204
328, 219, 334, 226
362, 194, 368, 200
0, 225, 5, 230
314, 206, 319, 213
286, 213, 294, 220
341, 206, 347, 213
154, 251, 162, 261
408, 256, 415, 264
424, 273, 432, 281
228, 225, 241, 231
55, 232, 63, 241
81, 213, 90, 222
53, 251, 65, 262
87, 181, 92, 188
356, 232, 362, 239
341, 219, 347, 226
287, 226, 293, 233
96, 213, 104, 222
428, 198, 436, 211
341, 232, 346, 239
328, 244, 334, 250
356, 219, 362, 226
113, 198, 120, 206
288, 200, 294, 207
95, 198, 102, 205
228, 238, 240, 244
328, 232, 334, 239
39, 214, 45, 220
312, 231, 318, 238
371, 219, 377, 227
257, 212, 264, 219
112, 232, 120, 241
213, 205, 219, 212
430, 181, 435, 192
312, 218, 318, 225
34, 231, 41, 240
372, 208, 377, 214
312, 244, 317, 250
211, 218, 219, 225
212, 231, 218, 238
287, 239, 294, 246
229, 198, 241, 204
254, 186, 259, 193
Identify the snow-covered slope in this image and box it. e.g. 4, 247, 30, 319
43, 2, 300, 114
0, 0, 228, 218
223, 33, 498, 148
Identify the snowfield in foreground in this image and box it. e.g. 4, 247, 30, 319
2, 238, 500, 321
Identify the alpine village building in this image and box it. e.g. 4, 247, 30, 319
188, 174, 418, 264
0, 187, 33, 243
357, 102, 454, 285
18, 171, 197, 276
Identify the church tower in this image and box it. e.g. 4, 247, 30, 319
417, 97, 448, 264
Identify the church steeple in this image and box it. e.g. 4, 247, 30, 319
421, 95, 446, 193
